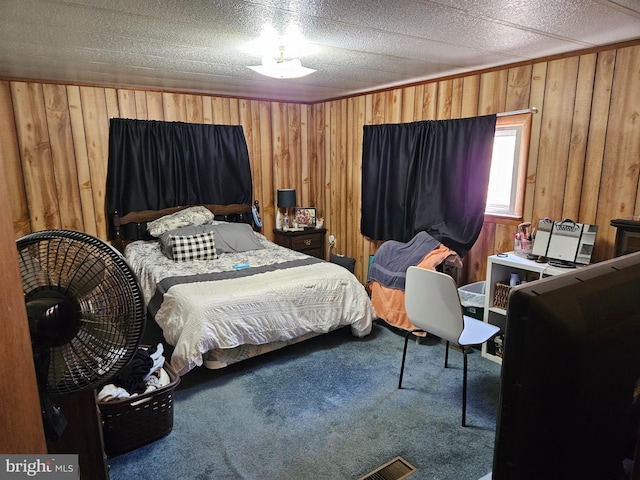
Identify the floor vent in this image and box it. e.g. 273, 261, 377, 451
358, 456, 417, 480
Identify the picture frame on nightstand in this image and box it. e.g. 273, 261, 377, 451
293, 208, 316, 228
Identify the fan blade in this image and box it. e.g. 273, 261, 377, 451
19, 248, 53, 294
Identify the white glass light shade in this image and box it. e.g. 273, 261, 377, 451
248, 57, 316, 79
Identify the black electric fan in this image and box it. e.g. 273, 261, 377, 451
16, 230, 145, 441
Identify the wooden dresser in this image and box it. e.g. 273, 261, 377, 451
273, 228, 327, 260
610, 217, 640, 257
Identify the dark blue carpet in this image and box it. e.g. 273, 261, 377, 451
107, 321, 501, 479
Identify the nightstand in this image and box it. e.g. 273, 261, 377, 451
273, 228, 327, 260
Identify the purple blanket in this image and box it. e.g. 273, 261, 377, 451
367, 231, 440, 290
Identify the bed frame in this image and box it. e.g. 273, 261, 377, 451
110, 202, 258, 253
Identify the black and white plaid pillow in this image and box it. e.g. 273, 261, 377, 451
170, 232, 218, 262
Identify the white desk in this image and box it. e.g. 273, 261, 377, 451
482, 252, 569, 363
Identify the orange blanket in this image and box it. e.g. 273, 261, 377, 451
370, 244, 461, 332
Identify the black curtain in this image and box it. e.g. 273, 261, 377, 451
361, 115, 497, 257
106, 119, 252, 237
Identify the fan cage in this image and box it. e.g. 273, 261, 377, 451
17, 229, 145, 395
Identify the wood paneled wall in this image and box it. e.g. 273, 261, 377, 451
1, 42, 638, 285
310, 42, 640, 283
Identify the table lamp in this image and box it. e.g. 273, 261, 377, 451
277, 189, 296, 230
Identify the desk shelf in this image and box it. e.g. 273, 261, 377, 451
482, 252, 567, 364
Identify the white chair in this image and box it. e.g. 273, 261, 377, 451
398, 266, 500, 426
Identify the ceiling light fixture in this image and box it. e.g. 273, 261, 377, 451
248, 46, 316, 79
245, 25, 317, 79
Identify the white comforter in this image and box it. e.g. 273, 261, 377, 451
125, 233, 375, 375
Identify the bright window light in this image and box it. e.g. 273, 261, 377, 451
486, 128, 519, 214
485, 114, 532, 217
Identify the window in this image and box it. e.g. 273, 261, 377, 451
485, 113, 532, 217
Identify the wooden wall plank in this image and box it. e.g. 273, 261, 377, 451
202, 97, 213, 124
134, 90, 148, 119
300, 104, 310, 208
323, 101, 333, 238
163, 93, 186, 122
146, 91, 163, 120
313, 102, 327, 224
117, 89, 136, 118
229, 98, 240, 125
211, 97, 229, 124
353, 95, 367, 278
451, 77, 464, 118
66, 86, 98, 237
532, 57, 580, 221
401, 86, 416, 121
0, 81, 30, 236
372, 92, 384, 124
579, 49, 616, 226
338, 99, 349, 254
327, 101, 338, 244
422, 82, 438, 119
562, 53, 597, 221
436, 79, 453, 119
385, 89, 402, 123
287, 103, 301, 198
505, 65, 532, 111
185, 94, 203, 124
478, 70, 508, 114
42, 83, 84, 231
105, 88, 119, 119
272, 102, 287, 190
258, 101, 274, 232
461, 75, 480, 118
522, 62, 547, 224
79, 86, 110, 239
11, 82, 60, 231
595, 45, 640, 260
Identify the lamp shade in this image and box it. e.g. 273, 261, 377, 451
277, 189, 297, 208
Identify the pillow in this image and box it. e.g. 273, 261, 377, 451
147, 206, 215, 237
159, 223, 264, 256
160, 225, 214, 258
209, 223, 265, 253
170, 232, 218, 262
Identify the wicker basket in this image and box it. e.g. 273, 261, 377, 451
493, 282, 512, 310
99, 362, 180, 457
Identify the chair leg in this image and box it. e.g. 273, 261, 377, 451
398, 331, 413, 389
444, 340, 450, 368
462, 349, 468, 427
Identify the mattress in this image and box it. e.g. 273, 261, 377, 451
125, 232, 375, 375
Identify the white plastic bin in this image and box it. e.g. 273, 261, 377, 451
458, 281, 486, 320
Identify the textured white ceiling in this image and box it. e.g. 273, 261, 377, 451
1, 0, 639, 103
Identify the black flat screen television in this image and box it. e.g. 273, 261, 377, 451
492, 251, 640, 480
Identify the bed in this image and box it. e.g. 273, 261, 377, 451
112, 204, 376, 376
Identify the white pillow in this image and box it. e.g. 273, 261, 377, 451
147, 206, 215, 237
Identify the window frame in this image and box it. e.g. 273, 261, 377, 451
484, 113, 532, 220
